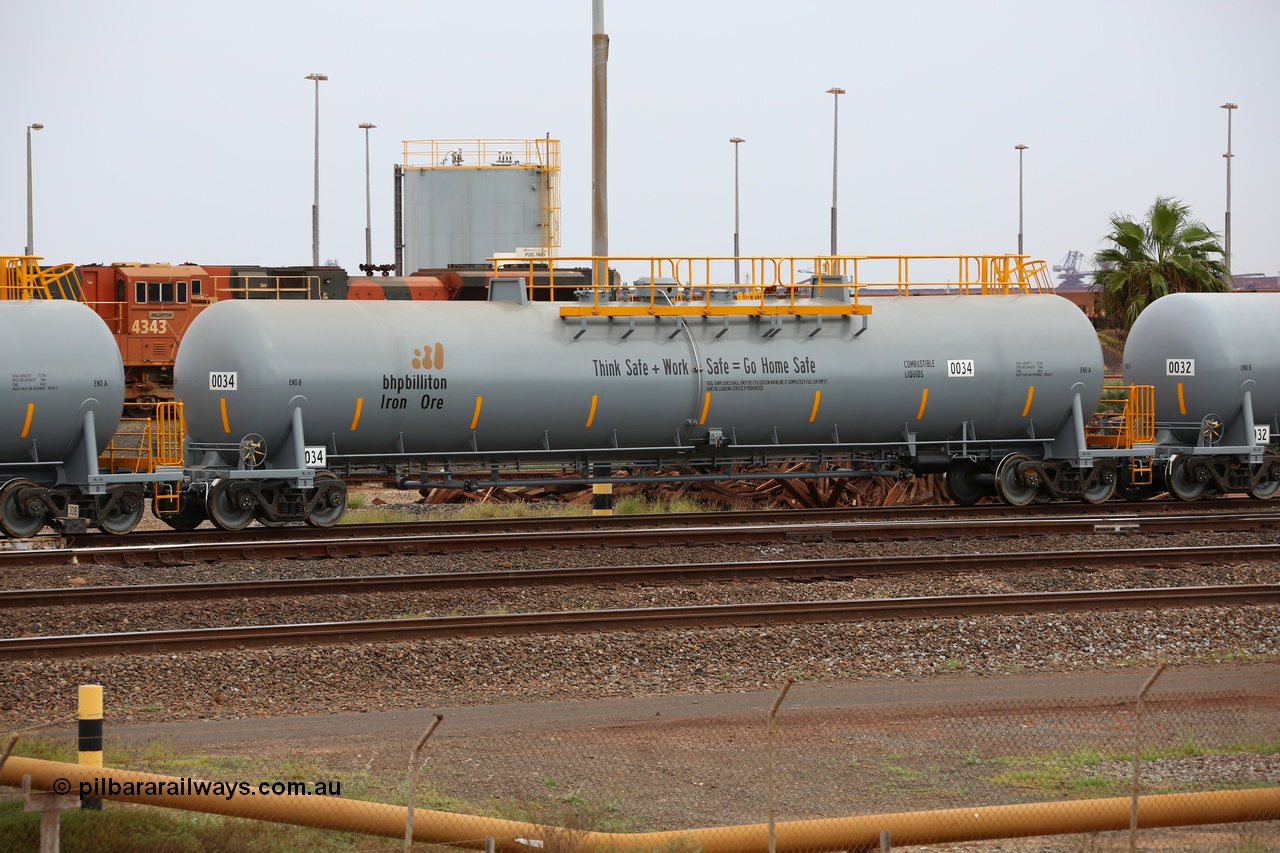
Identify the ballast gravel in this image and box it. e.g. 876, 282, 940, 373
1, 522, 1277, 728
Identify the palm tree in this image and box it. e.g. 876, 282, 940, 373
1090, 196, 1230, 335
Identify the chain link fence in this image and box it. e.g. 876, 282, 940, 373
2, 671, 1277, 851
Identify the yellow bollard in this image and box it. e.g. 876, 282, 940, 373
78, 684, 103, 810
592, 463, 613, 516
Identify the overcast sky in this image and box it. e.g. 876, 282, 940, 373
5, 0, 1277, 281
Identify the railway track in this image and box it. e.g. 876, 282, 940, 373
6, 542, 1280, 610
1, 584, 1273, 661
3, 506, 1278, 569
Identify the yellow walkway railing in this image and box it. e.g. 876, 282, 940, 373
1, 255, 84, 300
99, 402, 186, 475
1086, 383, 1156, 484
491, 254, 1052, 319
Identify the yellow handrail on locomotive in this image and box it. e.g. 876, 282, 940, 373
1, 255, 85, 300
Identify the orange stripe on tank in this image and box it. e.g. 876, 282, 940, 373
350, 397, 363, 431
219, 397, 230, 434
586, 394, 598, 428
698, 392, 712, 425
808, 390, 822, 423
1177, 382, 1186, 416
470, 397, 483, 430
916, 388, 929, 420
1021, 386, 1035, 418
20, 403, 34, 439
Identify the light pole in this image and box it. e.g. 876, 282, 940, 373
25, 123, 43, 257
359, 122, 376, 269
825, 87, 844, 258
305, 73, 328, 267
1015, 144, 1028, 256
1221, 102, 1237, 275
730, 137, 744, 285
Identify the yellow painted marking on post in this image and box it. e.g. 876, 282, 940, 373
698, 392, 712, 425
79, 684, 104, 768
470, 397, 484, 430
916, 388, 929, 420
808, 389, 822, 423
586, 394, 599, 428
1021, 385, 1035, 418
1177, 382, 1186, 416
219, 397, 230, 434
350, 397, 363, 431
20, 403, 34, 438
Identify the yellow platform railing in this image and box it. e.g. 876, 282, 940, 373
1086, 383, 1156, 484
491, 254, 1052, 319
99, 402, 186, 475
1, 255, 84, 300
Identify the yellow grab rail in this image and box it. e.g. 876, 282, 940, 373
1086, 384, 1156, 449
99, 402, 186, 474
1, 256, 84, 300
489, 253, 1053, 319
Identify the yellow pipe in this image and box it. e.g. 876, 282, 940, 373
3, 757, 1277, 850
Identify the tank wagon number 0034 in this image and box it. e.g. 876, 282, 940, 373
3, 288, 1278, 538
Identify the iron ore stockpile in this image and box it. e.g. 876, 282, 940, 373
1, 495, 1277, 726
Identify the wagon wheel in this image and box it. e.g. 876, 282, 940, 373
1248, 451, 1280, 500
305, 471, 347, 528
943, 458, 985, 506
207, 479, 255, 531
1166, 455, 1206, 502
994, 453, 1039, 507
0, 479, 46, 538
1200, 415, 1224, 447
98, 486, 145, 535
1081, 463, 1118, 505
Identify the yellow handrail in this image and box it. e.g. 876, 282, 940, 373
1, 255, 84, 300
99, 402, 186, 474
1086, 384, 1156, 449
490, 253, 1053, 319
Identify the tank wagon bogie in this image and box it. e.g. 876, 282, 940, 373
0, 300, 182, 537
1121, 292, 1280, 501
170, 286, 1123, 527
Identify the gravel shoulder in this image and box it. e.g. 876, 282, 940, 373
3, 501, 1279, 850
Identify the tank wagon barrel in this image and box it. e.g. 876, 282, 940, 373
0, 300, 183, 537
172, 259, 1115, 529
1122, 292, 1280, 500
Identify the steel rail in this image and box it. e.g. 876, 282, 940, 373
3, 510, 1278, 570
64, 498, 1280, 548
6, 542, 1280, 611
0, 584, 1273, 661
